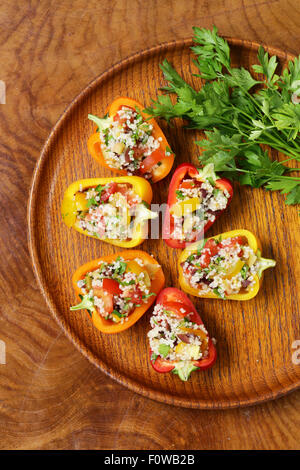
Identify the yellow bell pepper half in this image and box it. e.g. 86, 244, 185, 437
61, 176, 157, 248
178, 229, 276, 301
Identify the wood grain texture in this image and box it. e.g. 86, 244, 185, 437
28, 37, 300, 409
0, 0, 300, 449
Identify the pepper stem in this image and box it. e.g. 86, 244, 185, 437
70, 294, 94, 313
132, 204, 158, 232
256, 249, 276, 278
196, 163, 217, 182
172, 361, 199, 381
88, 114, 113, 132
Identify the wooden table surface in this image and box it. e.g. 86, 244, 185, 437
1, 0, 299, 450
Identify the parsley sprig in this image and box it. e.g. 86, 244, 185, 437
145, 26, 300, 204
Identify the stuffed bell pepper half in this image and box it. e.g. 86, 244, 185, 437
61, 176, 158, 247
87, 97, 175, 182
70, 250, 165, 333
178, 230, 276, 300
163, 163, 233, 249
148, 288, 217, 381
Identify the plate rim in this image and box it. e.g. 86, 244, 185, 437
27, 36, 300, 409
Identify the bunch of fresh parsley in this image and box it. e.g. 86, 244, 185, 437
145, 26, 300, 204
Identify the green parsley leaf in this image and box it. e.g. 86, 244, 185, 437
213, 288, 226, 299
176, 190, 185, 200
115, 258, 127, 275
166, 145, 175, 156
112, 310, 126, 318
144, 26, 300, 205
142, 293, 156, 300
240, 264, 249, 280
252, 46, 279, 86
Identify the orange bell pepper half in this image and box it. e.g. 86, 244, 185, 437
178, 229, 276, 301
71, 250, 165, 334
87, 97, 175, 183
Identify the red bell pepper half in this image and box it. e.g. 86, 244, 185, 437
162, 163, 233, 249
149, 288, 217, 381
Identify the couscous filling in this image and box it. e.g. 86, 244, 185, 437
97, 106, 167, 177
71, 257, 156, 323
74, 182, 146, 240
148, 303, 209, 362
181, 236, 261, 298
170, 175, 230, 241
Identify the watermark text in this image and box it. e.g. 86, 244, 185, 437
0, 340, 6, 364
292, 340, 300, 365
0, 80, 6, 104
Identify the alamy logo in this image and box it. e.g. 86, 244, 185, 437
0, 80, 6, 104
0, 340, 6, 364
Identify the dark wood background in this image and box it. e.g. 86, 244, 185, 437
1, 0, 299, 450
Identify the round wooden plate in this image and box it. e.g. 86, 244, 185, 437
28, 38, 300, 409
